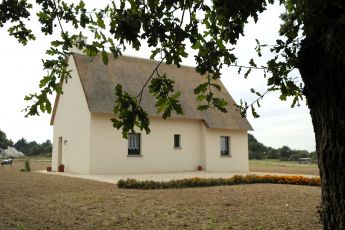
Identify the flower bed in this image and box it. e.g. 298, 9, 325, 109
117, 175, 320, 189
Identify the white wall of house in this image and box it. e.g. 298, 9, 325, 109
203, 128, 249, 172
89, 115, 203, 174
88, 114, 249, 174
52, 57, 91, 173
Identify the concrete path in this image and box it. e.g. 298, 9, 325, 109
37, 170, 319, 184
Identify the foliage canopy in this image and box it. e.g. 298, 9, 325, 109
0, 0, 308, 137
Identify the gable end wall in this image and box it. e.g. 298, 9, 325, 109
51, 56, 91, 173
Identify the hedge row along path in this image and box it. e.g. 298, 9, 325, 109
117, 175, 321, 189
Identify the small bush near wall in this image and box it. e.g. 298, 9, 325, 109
117, 175, 320, 189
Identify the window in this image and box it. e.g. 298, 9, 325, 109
220, 136, 230, 156
128, 133, 140, 155
174, 134, 181, 148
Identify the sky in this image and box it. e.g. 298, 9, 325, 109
0, 2, 315, 151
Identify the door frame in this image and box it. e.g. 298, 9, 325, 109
57, 136, 63, 166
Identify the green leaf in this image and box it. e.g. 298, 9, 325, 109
97, 17, 105, 29
102, 50, 109, 65
249, 59, 257, 68
251, 105, 260, 118
197, 105, 209, 111
196, 94, 207, 101
191, 40, 201, 50
244, 68, 251, 78
51, 40, 64, 47
194, 83, 209, 94
39, 76, 51, 88
171, 91, 181, 99
150, 48, 160, 59
46, 101, 52, 113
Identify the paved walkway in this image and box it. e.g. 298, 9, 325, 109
37, 170, 319, 184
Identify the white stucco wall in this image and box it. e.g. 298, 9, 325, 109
88, 114, 248, 174
51, 56, 91, 173
89, 115, 203, 174
204, 128, 249, 172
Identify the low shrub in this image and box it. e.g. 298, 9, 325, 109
23, 159, 31, 172
117, 175, 320, 189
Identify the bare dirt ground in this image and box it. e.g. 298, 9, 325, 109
0, 161, 321, 230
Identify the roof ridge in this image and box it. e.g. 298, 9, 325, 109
72, 52, 199, 71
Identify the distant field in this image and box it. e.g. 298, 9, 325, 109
250, 159, 320, 176
0, 158, 51, 172
0, 162, 321, 229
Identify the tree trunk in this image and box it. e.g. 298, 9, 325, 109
299, 39, 345, 229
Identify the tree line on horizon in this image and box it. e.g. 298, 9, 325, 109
248, 133, 317, 162
0, 129, 52, 157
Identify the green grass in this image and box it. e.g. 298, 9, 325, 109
14, 156, 52, 161
249, 159, 318, 167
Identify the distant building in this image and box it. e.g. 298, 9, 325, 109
0, 147, 24, 158
298, 158, 312, 164
50, 53, 252, 174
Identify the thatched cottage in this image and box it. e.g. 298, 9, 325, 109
50, 53, 252, 174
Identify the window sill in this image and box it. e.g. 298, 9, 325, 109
220, 155, 232, 158
174, 147, 182, 149
127, 154, 143, 157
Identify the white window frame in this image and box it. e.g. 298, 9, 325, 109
220, 136, 230, 156
128, 133, 141, 155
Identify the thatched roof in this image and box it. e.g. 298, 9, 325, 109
52, 53, 252, 130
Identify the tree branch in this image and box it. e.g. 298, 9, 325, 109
136, 58, 165, 105
179, 0, 186, 27
246, 89, 269, 109
136, 2, 187, 106
52, 0, 66, 38
229, 64, 267, 70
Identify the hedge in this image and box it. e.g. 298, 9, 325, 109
117, 175, 320, 189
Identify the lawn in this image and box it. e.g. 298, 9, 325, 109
0, 161, 322, 229
249, 159, 320, 176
